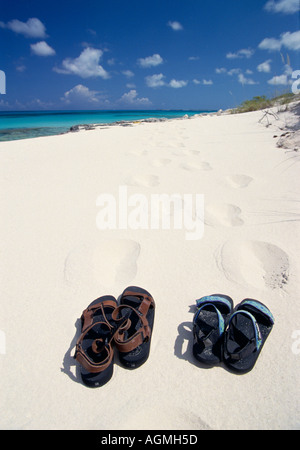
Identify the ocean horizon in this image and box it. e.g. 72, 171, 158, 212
0, 109, 215, 142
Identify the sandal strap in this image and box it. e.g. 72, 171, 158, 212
196, 295, 232, 314
81, 299, 117, 331
75, 312, 130, 373
195, 328, 217, 349
122, 289, 155, 315
194, 303, 226, 337
226, 310, 263, 361
239, 299, 275, 325
112, 301, 152, 353
228, 338, 258, 361
75, 321, 113, 373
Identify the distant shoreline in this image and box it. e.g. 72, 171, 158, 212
0, 109, 217, 142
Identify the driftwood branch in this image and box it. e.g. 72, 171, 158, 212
258, 110, 280, 127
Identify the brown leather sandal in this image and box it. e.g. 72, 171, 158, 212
113, 286, 155, 369
74, 295, 129, 387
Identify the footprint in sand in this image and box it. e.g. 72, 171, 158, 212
205, 203, 244, 227
124, 174, 160, 188
127, 149, 148, 157
156, 141, 185, 149
151, 158, 172, 168
180, 161, 212, 171
121, 404, 211, 430
186, 149, 201, 156
216, 239, 289, 290
226, 174, 253, 189
172, 149, 189, 157
64, 238, 141, 291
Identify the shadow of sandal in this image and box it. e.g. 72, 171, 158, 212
174, 320, 215, 369
61, 318, 82, 384
174, 302, 229, 370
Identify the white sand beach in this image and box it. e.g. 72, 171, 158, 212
0, 105, 300, 430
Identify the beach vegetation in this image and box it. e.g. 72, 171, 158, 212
233, 92, 300, 114
235, 95, 272, 113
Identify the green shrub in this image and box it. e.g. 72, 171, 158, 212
233, 93, 299, 114
235, 96, 272, 113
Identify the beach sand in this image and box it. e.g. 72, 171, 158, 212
0, 105, 299, 430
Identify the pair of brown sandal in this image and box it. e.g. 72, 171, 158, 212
74, 286, 155, 387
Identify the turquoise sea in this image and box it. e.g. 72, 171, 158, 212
0, 110, 213, 142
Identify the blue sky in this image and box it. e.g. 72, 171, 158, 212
0, 0, 299, 110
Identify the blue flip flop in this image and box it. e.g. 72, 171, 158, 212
223, 299, 275, 374
193, 294, 234, 365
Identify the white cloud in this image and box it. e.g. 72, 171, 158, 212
227, 68, 241, 76
264, 0, 300, 14
216, 67, 257, 85
0, 99, 13, 110
189, 56, 200, 61
122, 70, 134, 78
283, 64, 293, 76
258, 37, 282, 51
61, 84, 100, 104
168, 21, 183, 31
30, 41, 55, 56
119, 89, 151, 105
268, 64, 293, 85
0, 97, 54, 110
281, 30, 300, 50
138, 54, 163, 68
0, 18, 47, 38
28, 98, 54, 109
203, 79, 213, 85
169, 79, 188, 88
0, 98, 26, 110
193, 79, 213, 85
107, 58, 116, 66
238, 74, 258, 85
268, 74, 289, 85
215, 67, 227, 74
54, 47, 109, 79
226, 48, 254, 59
257, 59, 272, 72
145, 73, 166, 88
16, 65, 26, 72
259, 30, 300, 51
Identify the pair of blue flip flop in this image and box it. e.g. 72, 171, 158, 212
193, 295, 275, 374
